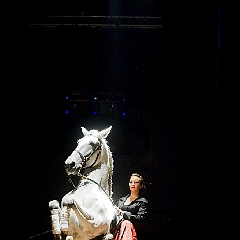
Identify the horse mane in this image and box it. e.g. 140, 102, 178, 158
88, 127, 114, 198
84, 131, 114, 198
105, 139, 114, 198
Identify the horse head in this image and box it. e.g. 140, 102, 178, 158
64, 126, 112, 178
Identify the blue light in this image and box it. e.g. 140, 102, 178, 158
94, 97, 98, 100
93, 111, 98, 115
121, 112, 126, 117
65, 96, 69, 100
65, 110, 69, 114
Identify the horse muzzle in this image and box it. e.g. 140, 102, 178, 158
64, 162, 83, 176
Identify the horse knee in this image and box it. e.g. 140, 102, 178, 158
49, 200, 60, 209
62, 195, 74, 207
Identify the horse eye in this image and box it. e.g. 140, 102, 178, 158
89, 142, 95, 147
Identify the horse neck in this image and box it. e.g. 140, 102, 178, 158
87, 141, 113, 197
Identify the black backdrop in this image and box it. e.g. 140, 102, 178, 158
19, 1, 221, 240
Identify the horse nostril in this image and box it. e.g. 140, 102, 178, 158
65, 162, 76, 169
70, 162, 75, 168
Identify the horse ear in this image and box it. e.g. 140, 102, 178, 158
98, 126, 112, 139
81, 127, 89, 136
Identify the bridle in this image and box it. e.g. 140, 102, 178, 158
66, 137, 103, 182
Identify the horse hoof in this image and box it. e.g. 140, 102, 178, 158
104, 234, 114, 240
53, 233, 61, 240
60, 231, 69, 240
66, 237, 73, 240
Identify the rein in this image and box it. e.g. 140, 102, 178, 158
68, 173, 116, 208
82, 175, 115, 206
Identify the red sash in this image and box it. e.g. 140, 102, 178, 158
114, 220, 138, 240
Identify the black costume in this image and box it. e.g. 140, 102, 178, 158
115, 194, 148, 240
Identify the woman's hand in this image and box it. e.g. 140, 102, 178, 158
123, 211, 131, 220
115, 206, 123, 216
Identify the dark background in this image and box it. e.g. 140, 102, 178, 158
19, 1, 221, 240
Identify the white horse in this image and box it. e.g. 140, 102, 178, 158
49, 126, 121, 240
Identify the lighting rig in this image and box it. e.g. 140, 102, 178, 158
28, 15, 163, 29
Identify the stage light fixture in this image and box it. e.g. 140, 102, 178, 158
121, 112, 126, 117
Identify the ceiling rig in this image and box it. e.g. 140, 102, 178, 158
28, 15, 163, 29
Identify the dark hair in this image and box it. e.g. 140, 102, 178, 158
130, 173, 146, 192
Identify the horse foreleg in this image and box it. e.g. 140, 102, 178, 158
71, 200, 110, 238
72, 199, 93, 221
63, 197, 104, 238
59, 197, 88, 240
59, 204, 71, 239
49, 200, 61, 239
62, 196, 108, 239
49, 200, 73, 240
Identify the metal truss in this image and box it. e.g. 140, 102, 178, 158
65, 91, 127, 103
28, 15, 163, 29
